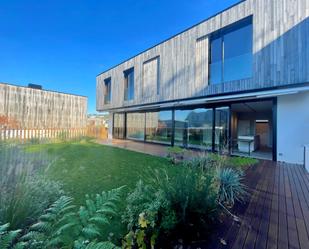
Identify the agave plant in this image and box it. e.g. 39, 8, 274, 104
216, 168, 247, 206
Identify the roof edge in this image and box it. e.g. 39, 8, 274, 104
0, 82, 88, 99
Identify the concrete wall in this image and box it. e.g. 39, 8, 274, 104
277, 92, 309, 164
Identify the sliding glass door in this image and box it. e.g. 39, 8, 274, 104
174, 108, 213, 149
126, 113, 145, 141
214, 107, 230, 152
113, 113, 125, 139
116, 105, 230, 153
145, 111, 172, 145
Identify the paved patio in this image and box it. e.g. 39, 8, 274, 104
97, 138, 169, 157
98, 139, 309, 249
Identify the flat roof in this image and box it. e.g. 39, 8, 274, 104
97, 0, 245, 77
0, 82, 87, 98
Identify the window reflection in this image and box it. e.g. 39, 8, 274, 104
209, 17, 252, 84
113, 113, 125, 139
215, 107, 229, 152
174, 109, 213, 149
124, 68, 134, 101
126, 112, 145, 140
145, 111, 172, 145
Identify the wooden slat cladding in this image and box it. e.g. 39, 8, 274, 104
97, 0, 309, 111
142, 57, 160, 99
0, 83, 87, 129
195, 36, 209, 96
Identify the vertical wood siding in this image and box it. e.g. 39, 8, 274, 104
0, 83, 87, 129
142, 57, 159, 99
97, 0, 309, 111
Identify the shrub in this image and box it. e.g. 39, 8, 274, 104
122, 154, 248, 247
0, 174, 64, 229
122, 166, 219, 246
153, 167, 218, 227
122, 180, 176, 248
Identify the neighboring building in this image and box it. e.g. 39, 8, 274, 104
87, 114, 109, 127
96, 0, 309, 164
0, 82, 87, 129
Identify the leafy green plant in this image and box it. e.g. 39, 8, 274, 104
0, 223, 26, 249
21, 186, 125, 249
122, 180, 177, 249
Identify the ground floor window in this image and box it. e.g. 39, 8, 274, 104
126, 112, 145, 141
145, 111, 172, 145
174, 108, 213, 150
215, 107, 230, 152
112, 99, 274, 160
113, 113, 125, 139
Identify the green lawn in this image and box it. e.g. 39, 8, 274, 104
27, 140, 177, 205
26, 140, 178, 241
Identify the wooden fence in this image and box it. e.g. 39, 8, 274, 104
0, 126, 108, 142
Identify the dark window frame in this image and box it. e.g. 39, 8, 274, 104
124, 67, 135, 101
209, 15, 253, 84
104, 77, 111, 104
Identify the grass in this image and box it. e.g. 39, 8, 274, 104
26, 141, 178, 206
25, 140, 179, 241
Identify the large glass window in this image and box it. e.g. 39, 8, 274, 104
126, 112, 145, 140
209, 38, 223, 85
215, 107, 229, 152
174, 108, 213, 149
209, 17, 252, 84
113, 113, 125, 139
104, 78, 111, 104
145, 111, 172, 145
124, 68, 134, 101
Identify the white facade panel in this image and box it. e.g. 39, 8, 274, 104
277, 91, 309, 164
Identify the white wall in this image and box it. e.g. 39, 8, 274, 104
277, 92, 309, 164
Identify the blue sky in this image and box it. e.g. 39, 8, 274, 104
0, 0, 240, 113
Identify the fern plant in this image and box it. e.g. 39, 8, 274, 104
0, 223, 26, 249
21, 186, 125, 249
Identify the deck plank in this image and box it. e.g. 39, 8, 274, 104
202, 161, 309, 249
255, 163, 276, 249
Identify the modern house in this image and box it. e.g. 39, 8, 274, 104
96, 0, 309, 165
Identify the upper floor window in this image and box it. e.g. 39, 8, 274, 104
209, 17, 253, 84
143, 56, 160, 97
124, 67, 134, 101
104, 77, 111, 104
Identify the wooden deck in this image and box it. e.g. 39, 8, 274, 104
203, 161, 309, 249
